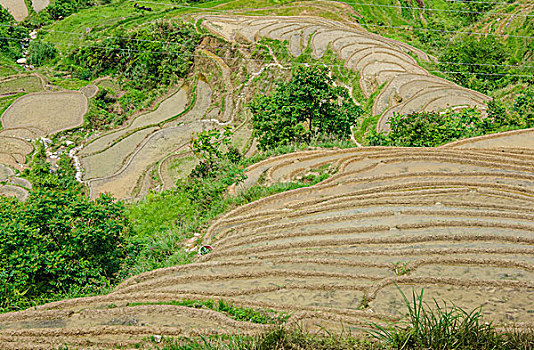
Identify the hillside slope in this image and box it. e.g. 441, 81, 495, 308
1, 129, 533, 349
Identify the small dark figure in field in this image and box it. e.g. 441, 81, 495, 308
134, 3, 152, 11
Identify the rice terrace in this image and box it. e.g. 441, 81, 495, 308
0, 0, 533, 348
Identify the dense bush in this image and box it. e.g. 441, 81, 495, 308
368, 108, 485, 147
459, 0, 496, 23
368, 84, 534, 147
0, 8, 29, 59
249, 66, 362, 150
439, 36, 508, 92
71, 21, 200, 89
84, 87, 125, 129
35, 0, 97, 22
0, 147, 128, 311
28, 41, 58, 66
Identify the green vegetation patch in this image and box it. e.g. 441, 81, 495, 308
0, 7, 29, 60
124, 126, 342, 277
0, 147, 128, 312
70, 20, 200, 89
129, 299, 289, 325
249, 66, 362, 150
368, 287, 534, 350
154, 326, 378, 350
368, 85, 534, 147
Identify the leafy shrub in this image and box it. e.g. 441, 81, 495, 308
71, 21, 200, 89
368, 108, 485, 147
0, 8, 29, 59
0, 148, 128, 311
84, 87, 125, 129
182, 127, 246, 210
44, 0, 95, 20
511, 85, 534, 126
249, 66, 362, 150
368, 83, 534, 147
0, 6, 13, 23
28, 41, 58, 66
439, 36, 508, 92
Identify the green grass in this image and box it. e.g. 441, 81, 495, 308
48, 76, 91, 90
128, 299, 289, 325
151, 326, 379, 350
168, 154, 198, 179
124, 175, 330, 277
123, 138, 348, 278
0, 55, 21, 77
0, 75, 43, 94
367, 286, 534, 350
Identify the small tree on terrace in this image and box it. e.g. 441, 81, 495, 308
249, 66, 362, 150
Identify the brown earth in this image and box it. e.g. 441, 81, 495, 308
1, 91, 87, 136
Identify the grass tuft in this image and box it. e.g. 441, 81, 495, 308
366, 286, 534, 350
128, 299, 289, 325
151, 325, 379, 350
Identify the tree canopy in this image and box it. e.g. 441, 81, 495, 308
249, 66, 362, 150
71, 20, 200, 89
439, 36, 507, 92
0, 148, 128, 311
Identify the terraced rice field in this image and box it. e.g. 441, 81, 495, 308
0, 0, 28, 21
442, 127, 534, 150
199, 15, 489, 131
0, 75, 44, 96
1, 91, 87, 136
0, 136, 32, 165
0, 184, 28, 200
158, 152, 198, 191
0, 163, 31, 200
84, 81, 216, 200
1, 129, 533, 348
80, 85, 189, 160
31, 0, 49, 12
0, 85, 89, 199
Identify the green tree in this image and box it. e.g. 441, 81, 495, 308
0, 149, 128, 311
368, 108, 485, 147
249, 66, 362, 150
439, 36, 507, 92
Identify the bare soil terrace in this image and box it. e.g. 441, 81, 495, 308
199, 15, 489, 132
1, 91, 87, 136
1, 130, 533, 348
